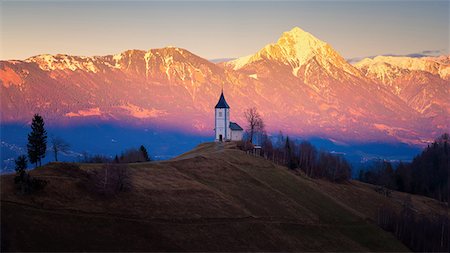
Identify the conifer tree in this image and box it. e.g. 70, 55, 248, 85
285, 136, 296, 169
27, 114, 47, 167
139, 145, 151, 162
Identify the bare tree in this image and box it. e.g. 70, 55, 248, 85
87, 163, 131, 196
244, 107, 264, 144
51, 137, 70, 162
119, 148, 146, 163
299, 141, 317, 177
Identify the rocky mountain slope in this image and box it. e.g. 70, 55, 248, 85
354, 56, 450, 130
1, 27, 448, 144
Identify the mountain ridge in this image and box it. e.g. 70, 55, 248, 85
1, 27, 448, 145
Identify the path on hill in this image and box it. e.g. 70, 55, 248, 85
215, 141, 224, 151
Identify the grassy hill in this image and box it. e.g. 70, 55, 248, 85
1, 142, 445, 251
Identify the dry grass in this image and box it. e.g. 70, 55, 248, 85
1, 142, 434, 252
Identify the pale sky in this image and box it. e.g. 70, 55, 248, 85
1, 0, 448, 60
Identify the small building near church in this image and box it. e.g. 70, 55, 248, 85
214, 91, 243, 142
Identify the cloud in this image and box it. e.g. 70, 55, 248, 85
421, 50, 443, 55
347, 49, 448, 63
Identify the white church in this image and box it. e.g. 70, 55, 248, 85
214, 91, 243, 142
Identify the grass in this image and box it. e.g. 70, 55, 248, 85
2, 141, 439, 251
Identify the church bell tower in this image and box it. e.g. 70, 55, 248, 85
214, 91, 230, 142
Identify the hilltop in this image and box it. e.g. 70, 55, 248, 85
1, 142, 446, 252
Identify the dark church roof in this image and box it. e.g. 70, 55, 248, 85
229, 122, 243, 131
215, 91, 230, 108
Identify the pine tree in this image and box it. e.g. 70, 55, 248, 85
27, 114, 47, 167
285, 136, 296, 169
139, 145, 150, 162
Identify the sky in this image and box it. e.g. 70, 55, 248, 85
1, 0, 448, 60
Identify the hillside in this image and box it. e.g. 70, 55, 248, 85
2, 142, 447, 251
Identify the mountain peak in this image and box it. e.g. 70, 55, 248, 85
280, 26, 322, 46
227, 27, 360, 78
282, 26, 310, 38
274, 27, 328, 63
287, 26, 305, 33
227, 27, 326, 71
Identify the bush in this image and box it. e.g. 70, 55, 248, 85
236, 140, 254, 152
14, 155, 47, 194
15, 172, 47, 195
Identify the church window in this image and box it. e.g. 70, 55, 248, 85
218, 111, 222, 117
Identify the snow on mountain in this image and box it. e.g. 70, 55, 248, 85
26, 54, 101, 73
354, 55, 450, 134
1, 27, 448, 144
354, 55, 450, 84
227, 27, 361, 79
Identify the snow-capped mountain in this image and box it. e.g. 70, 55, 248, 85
355, 55, 450, 85
227, 27, 361, 80
354, 56, 450, 132
1, 27, 448, 144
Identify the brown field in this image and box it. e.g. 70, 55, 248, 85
1, 142, 445, 252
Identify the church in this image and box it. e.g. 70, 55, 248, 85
214, 91, 243, 142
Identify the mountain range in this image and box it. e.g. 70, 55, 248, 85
1, 27, 449, 145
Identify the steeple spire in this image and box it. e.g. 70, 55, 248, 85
215, 90, 230, 109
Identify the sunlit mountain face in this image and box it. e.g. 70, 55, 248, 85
1, 27, 449, 170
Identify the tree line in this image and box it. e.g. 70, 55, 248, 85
359, 133, 449, 202
240, 107, 351, 183
80, 145, 151, 164
13, 114, 152, 194
377, 196, 448, 252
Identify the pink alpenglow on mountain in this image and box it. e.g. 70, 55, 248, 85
1, 27, 449, 144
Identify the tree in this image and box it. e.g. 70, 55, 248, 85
27, 114, 47, 167
139, 145, 151, 162
299, 141, 317, 177
120, 148, 146, 163
284, 136, 296, 169
87, 163, 131, 196
395, 161, 411, 192
261, 133, 274, 159
14, 155, 47, 194
359, 133, 449, 202
14, 155, 28, 183
51, 136, 70, 162
244, 107, 264, 144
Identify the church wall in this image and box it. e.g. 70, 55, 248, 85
230, 130, 243, 141
215, 108, 230, 141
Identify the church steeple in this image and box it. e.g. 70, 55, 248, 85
215, 91, 230, 109
214, 90, 242, 142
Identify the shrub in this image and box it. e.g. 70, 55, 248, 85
14, 155, 47, 194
